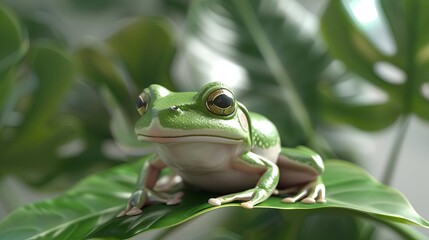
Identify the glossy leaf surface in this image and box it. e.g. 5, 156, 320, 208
321, 0, 429, 130
0, 158, 427, 240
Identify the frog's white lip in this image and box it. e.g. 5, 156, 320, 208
137, 134, 243, 144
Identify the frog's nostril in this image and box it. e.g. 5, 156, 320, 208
170, 106, 183, 114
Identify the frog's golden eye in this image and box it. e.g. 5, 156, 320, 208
206, 88, 235, 116
136, 93, 148, 115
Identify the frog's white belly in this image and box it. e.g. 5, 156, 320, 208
180, 169, 260, 193
154, 140, 280, 193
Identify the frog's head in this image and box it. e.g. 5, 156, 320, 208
134, 82, 252, 147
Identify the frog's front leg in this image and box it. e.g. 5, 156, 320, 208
208, 152, 279, 209
117, 155, 184, 217
275, 146, 326, 204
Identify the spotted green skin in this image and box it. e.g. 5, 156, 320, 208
249, 112, 279, 149
121, 82, 325, 216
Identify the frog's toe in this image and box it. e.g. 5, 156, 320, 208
279, 180, 326, 204
240, 201, 254, 209
281, 197, 296, 203
208, 189, 255, 207
126, 207, 143, 216
116, 210, 126, 217
302, 181, 326, 204
301, 197, 316, 204
208, 198, 222, 206
280, 188, 309, 203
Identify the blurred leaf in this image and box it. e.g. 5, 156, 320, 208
12, 43, 74, 146
66, 0, 121, 12
0, 4, 28, 119
0, 43, 90, 186
376, 217, 429, 240
2, 116, 81, 172
0, 159, 427, 239
185, 0, 332, 146
0, 4, 27, 76
193, 228, 241, 240
21, 16, 65, 44
107, 18, 176, 91
0, 70, 14, 120
296, 213, 365, 240
76, 46, 133, 113
321, 0, 429, 130
321, 94, 400, 131
162, 0, 191, 15
77, 18, 178, 151
222, 209, 372, 240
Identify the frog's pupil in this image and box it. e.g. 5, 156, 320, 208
214, 94, 233, 108
136, 96, 146, 109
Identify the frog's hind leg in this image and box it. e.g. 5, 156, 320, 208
275, 146, 326, 204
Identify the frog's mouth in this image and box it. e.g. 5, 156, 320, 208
137, 134, 242, 144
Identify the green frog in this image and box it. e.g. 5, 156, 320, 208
118, 82, 325, 216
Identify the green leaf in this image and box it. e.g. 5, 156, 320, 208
0, 70, 15, 124
107, 18, 176, 91
223, 209, 373, 240
76, 18, 178, 151
75, 46, 133, 114
0, 4, 28, 121
0, 43, 83, 184
0, 4, 28, 77
0, 159, 427, 240
185, 0, 332, 146
321, 0, 429, 129
12, 43, 74, 146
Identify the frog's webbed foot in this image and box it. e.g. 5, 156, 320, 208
116, 190, 184, 217
208, 188, 270, 209
275, 179, 326, 204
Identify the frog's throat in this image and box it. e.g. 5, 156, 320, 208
137, 134, 243, 144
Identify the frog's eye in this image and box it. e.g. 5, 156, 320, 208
206, 88, 235, 116
136, 93, 148, 115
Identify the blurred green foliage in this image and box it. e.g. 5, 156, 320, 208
321, 0, 429, 130
1, 0, 429, 239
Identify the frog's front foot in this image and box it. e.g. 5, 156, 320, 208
275, 178, 326, 204
208, 188, 270, 209
117, 189, 184, 217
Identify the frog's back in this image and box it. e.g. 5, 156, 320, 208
249, 112, 281, 161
